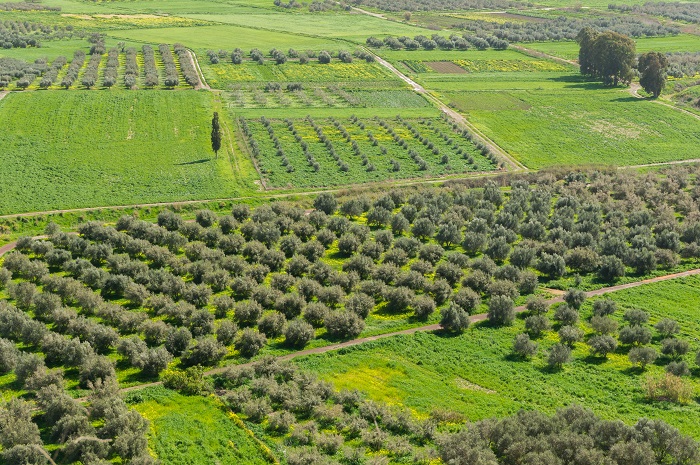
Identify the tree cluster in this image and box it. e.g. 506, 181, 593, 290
0, 56, 46, 88
352, 0, 518, 12
367, 33, 508, 51
39, 55, 66, 89
455, 14, 678, 43
0, 19, 72, 49
610, 2, 700, 25
577, 28, 636, 86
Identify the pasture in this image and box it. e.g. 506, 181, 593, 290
460, 89, 700, 168
0, 91, 254, 214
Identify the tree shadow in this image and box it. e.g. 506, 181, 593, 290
175, 158, 210, 166
581, 355, 609, 365
612, 96, 641, 103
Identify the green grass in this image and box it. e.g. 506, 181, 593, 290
107, 24, 340, 51
0, 90, 257, 214
456, 86, 700, 168
183, 11, 432, 42
131, 386, 275, 465
202, 60, 397, 89
296, 276, 700, 439
525, 35, 700, 61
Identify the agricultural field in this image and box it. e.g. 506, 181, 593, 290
2, 168, 700, 463
0, 91, 254, 214
6, 0, 700, 463
239, 114, 498, 188
458, 89, 700, 168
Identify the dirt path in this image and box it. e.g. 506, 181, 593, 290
510, 44, 578, 67
0, 91, 8, 101
0, 169, 508, 221
186, 48, 210, 91
623, 158, 700, 169
350, 6, 385, 18
114, 266, 700, 395
367, 49, 528, 172
629, 82, 700, 123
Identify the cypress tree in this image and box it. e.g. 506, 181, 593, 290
211, 112, 222, 158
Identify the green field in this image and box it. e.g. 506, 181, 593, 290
525, 34, 700, 61
297, 276, 700, 439
457, 88, 700, 168
202, 60, 397, 89
241, 114, 495, 188
0, 91, 256, 214
132, 386, 274, 465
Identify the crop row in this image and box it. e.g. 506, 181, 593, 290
239, 115, 496, 188
0, 45, 197, 90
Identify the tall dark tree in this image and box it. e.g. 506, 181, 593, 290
211, 112, 222, 158
577, 29, 636, 86
638, 51, 669, 98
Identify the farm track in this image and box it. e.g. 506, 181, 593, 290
366, 49, 528, 172
510, 44, 578, 67
0, 91, 8, 101
629, 82, 700, 123
186, 47, 210, 90
114, 266, 700, 395
0, 171, 506, 221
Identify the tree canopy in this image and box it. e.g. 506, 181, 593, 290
577, 28, 636, 85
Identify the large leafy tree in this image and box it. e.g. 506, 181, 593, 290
638, 51, 669, 98
577, 29, 636, 86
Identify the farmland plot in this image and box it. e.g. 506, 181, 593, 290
240, 115, 497, 188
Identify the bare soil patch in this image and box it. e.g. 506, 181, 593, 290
425, 61, 468, 74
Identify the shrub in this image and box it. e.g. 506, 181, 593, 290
285, 320, 315, 348
644, 373, 693, 403
216, 320, 238, 346
440, 302, 470, 333
235, 329, 267, 358
592, 299, 617, 317
525, 315, 551, 338
488, 295, 515, 326
588, 335, 618, 358
665, 361, 690, 377
303, 302, 329, 328
267, 410, 295, 433
344, 293, 374, 319
182, 337, 226, 367
629, 346, 657, 369
661, 338, 690, 359
623, 309, 649, 326
513, 333, 537, 358
525, 295, 548, 315
590, 316, 618, 335
563, 288, 586, 309
619, 325, 652, 346
553, 304, 579, 326
451, 288, 480, 314
325, 311, 365, 339
547, 343, 572, 370
258, 312, 286, 338
654, 318, 680, 337
413, 295, 436, 320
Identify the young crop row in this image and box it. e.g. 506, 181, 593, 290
0, 45, 198, 90
239, 115, 496, 188
211, 47, 374, 66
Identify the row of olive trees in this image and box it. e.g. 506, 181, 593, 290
174, 43, 199, 87
142, 45, 159, 87
158, 44, 179, 87
59, 50, 85, 89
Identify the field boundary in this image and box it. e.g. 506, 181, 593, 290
0, 91, 8, 101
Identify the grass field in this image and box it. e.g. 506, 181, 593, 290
0, 91, 256, 214
132, 386, 274, 465
202, 60, 397, 89
107, 24, 340, 52
184, 11, 432, 42
297, 276, 700, 439
525, 34, 700, 61
456, 88, 700, 168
